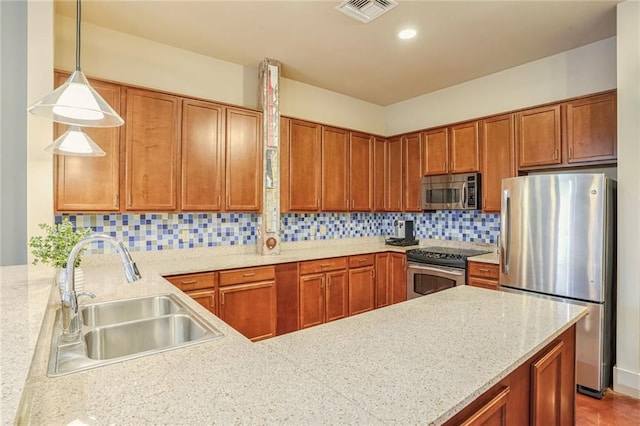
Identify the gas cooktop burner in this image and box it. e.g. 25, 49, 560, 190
406, 246, 491, 268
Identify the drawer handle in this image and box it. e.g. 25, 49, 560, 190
320, 263, 331, 267
181, 280, 197, 285
242, 272, 256, 277
478, 268, 490, 273
358, 259, 367, 263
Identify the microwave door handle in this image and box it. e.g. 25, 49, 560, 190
461, 182, 468, 209
409, 265, 465, 276
501, 189, 510, 274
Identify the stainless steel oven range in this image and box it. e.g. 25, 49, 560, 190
406, 247, 490, 299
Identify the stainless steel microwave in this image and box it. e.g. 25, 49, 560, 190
421, 173, 481, 210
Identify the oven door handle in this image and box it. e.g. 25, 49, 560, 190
408, 264, 465, 276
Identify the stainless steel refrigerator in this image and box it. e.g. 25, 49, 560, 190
499, 173, 616, 398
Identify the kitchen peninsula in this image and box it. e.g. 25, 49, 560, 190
6, 240, 586, 425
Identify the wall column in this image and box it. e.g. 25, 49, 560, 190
614, 0, 640, 398
256, 59, 281, 255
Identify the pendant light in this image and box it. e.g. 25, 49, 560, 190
45, 126, 106, 157
27, 0, 124, 128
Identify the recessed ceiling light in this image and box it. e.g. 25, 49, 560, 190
398, 29, 417, 40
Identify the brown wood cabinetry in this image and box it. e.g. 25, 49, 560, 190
53, 72, 122, 212
124, 88, 180, 211
480, 114, 516, 213
449, 121, 480, 173
373, 137, 388, 211
517, 104, 562, 169
299, 257, 349, 329
165, 272, 217, 315
349, 132, 374, 211
275, 263, 299, 336
218, 266, 276, 342
282, 119, 321, 212
388, 137, 404, 212
225, 107, 262, 211
180, 99, 225, 211
467, 261, 499, 291
565, 92, 616, 164
322, 126, 349, 211
374, 253, 391, 308
390, 252, 407, 304
348, 254, 375, 316
403, 133, 423, 212
423, 127, 449, 176
444, 325, 576, 426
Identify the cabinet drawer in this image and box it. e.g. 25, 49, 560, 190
468, 277, 498, 291
349, 254, 375, 268
468, 262, 499, 280
299, 257, 348, 275
165, 272, 216, 291
219, 266, 275, 286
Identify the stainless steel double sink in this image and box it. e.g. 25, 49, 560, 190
47, 294, 224, 376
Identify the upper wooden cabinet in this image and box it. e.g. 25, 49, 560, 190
373, 137, 388, 212
349, 132, 373, 211
283, 119, 322, 212
480, 114, 516, 212
54, 72, 122, 212
516, 104, 562, 169
181, 99, 225, 211
403, 133, 423, 212
565, 92, 617, 164
125, 88, 180, 211
321, 126, 349, 211
423, 127, 449, 176
225, 108, 262, 211
388, 137, 403, 212
449, 121, 480, 173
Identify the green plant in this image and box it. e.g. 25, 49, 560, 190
28, 218, 93, 268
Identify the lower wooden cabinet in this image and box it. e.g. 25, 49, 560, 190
444, 325, 576, 426
390, 253, 407, 304
299, 257, 349, 329
218, 266, 276, 342
348, 254, 375, 316
185, 289, 216, 314
275, 262, 300, 336
165, 272, 217, 315
467, 261, 499, 291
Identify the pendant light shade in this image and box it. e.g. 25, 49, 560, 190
27, 0, 124, 128
45, 126, 106, 157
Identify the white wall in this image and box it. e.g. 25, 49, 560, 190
385, 37, 617, 135
280, 77, 386, 135
614, 0, 640, 399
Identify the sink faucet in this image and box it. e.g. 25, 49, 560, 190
61, 233, 142, 340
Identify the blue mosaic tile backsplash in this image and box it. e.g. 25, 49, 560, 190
56, 211, 500, 254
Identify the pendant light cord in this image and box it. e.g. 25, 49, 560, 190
75, 0, 81, 71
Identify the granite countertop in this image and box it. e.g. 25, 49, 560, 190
4, 238, 585, 425
467, 251, 500, 265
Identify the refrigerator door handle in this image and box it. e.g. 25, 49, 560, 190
501, 189, 510, 274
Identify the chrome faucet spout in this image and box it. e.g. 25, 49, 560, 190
61, 233, 141, 340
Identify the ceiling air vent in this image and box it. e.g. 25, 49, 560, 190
336, 0, 398, 23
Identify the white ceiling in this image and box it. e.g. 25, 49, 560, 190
55, 0, 620, 106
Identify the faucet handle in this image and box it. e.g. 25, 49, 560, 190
77, 291, 96, 300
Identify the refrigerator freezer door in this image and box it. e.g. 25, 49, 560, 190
500, 174, 608, 302
501, 286, 610, 396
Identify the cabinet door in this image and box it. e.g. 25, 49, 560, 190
218, 280, 276, 342
186, 289, 217, 316
349, 132, 373, 211
387, 137, 403, 212
348, 267, 375, 316
459, 387, 510, 426
403, 133, 423, 212
325, 270, 349, 322
125, 88, 180, 211
226, 107, 262, 211
450, 121, 480, 173
321, 126, 349, 211
373, 137, 388, 212
375, 253, 391, 308
275, 263, 299, 336
390, 253, 407, 304
531, 341, 566, 426
181, 99, 224, 211
481, 114, 515, 213
54, 73, 122, 212
287, 119, 321, 211
423, 128, 448, 176
299, 274, 325, 329
517, 105, 561, 169
565, 93, 617, 164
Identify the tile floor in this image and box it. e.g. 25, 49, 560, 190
576, 389, 640, 425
